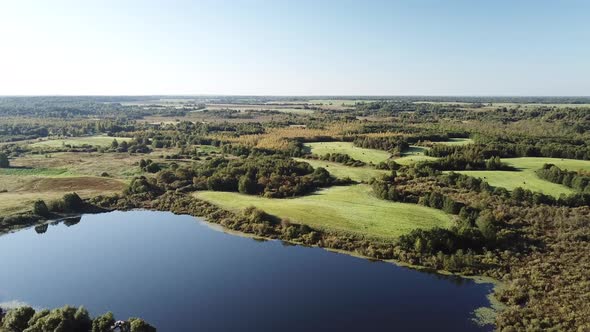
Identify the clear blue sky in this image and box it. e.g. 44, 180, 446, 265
1, 0, 588, 95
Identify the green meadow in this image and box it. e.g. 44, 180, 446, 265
304, 142, 391, 164
195, 184, 453, 239
30, 136, 132, 148
436, 138, 474, 146
294, 158, 388, 182
457, 157, 590, 196
394, 146, 437, 165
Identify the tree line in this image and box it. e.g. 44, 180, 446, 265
536, 164, 590, 193
0, 305, 155, 332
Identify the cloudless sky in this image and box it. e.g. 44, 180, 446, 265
0, 0, 589, 95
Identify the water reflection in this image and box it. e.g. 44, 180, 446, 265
34, 224, 48, 234
32, 216, 82, 235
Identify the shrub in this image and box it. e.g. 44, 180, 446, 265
1, 306, 35, 331
33, 200, 50, 217
0, 152, 9, 168
49, 193, 85, 212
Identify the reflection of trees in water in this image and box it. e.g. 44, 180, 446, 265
253, 238, 269, 243
34, 224, 48, 234
32, 216, 82, 235
425, 270, 470, 286
63, 216, 81, 227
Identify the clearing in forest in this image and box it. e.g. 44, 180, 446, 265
195, 184, 453, 239
304, 142, 391, 164
294, 158, 388, 182
394, 146, 437, 165
30, 136, 132, 148
457, 157, 590, 196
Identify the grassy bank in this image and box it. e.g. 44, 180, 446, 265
195, 184, 453, 239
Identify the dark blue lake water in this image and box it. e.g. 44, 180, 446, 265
0, 211, 493, 331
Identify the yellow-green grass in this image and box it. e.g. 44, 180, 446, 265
7, 152, 145, 179
305, 142, 390, 164
195, 184, 453, 239
294, 158, 389, 182
30, 136, 132, 148
414, 101, 590, 109
436, 138, 474, 146
0, 151, 149, 214
205, 105, 314, 115
457, 157, 590, 196
394, 146, 437, 165
0, 168, 72, 177
0, 175, 125, 215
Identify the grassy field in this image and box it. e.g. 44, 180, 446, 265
0, 175, 125, 215
294, 158, 388, 182
0, 151, 159, 215
7, 152, 146, 178
457, 157, 590, 196
394, 146, 437, 165
195, 184, 453, 239
0, 168, 72, 176
30, 136, 132, 148
304, 142, 391, 164
437, 138, 474, 146
205, 104, 314, 114
414, 101, 590, 110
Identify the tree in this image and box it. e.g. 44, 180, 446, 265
238, 175, 257, 194
476, 210, 497, 243
25, 305, 92, 331
129, 318, 156, 332
1, 306, 35, 331
33, 200, 50, 217
0, 152, 9, 168
92, 312, 115, 332
118, 140, 129, 152
63, 193, 84, 212
511, 187, 525, 201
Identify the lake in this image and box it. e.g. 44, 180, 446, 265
0, 211, 494, 331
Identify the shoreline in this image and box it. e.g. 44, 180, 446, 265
0, 201, 503, 329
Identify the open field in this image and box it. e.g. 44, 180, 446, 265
6, 152, 146, 178
307, 99, 374, 110
436, 138, 474, 146
304, 142, 391, 164
414, 101, 590, 110
195, 184, 453, 239
205, 104, 314, 114
0, 175, 125, 215
457, 157, 590, 196
29, 136, 132, 148
294, 158, 388, 182
0, 150, 180, 214
394, 146, 437, 165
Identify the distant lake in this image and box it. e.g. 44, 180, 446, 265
0, 211, 493, 331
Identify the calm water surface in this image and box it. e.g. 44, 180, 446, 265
0, 211, 493, 331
